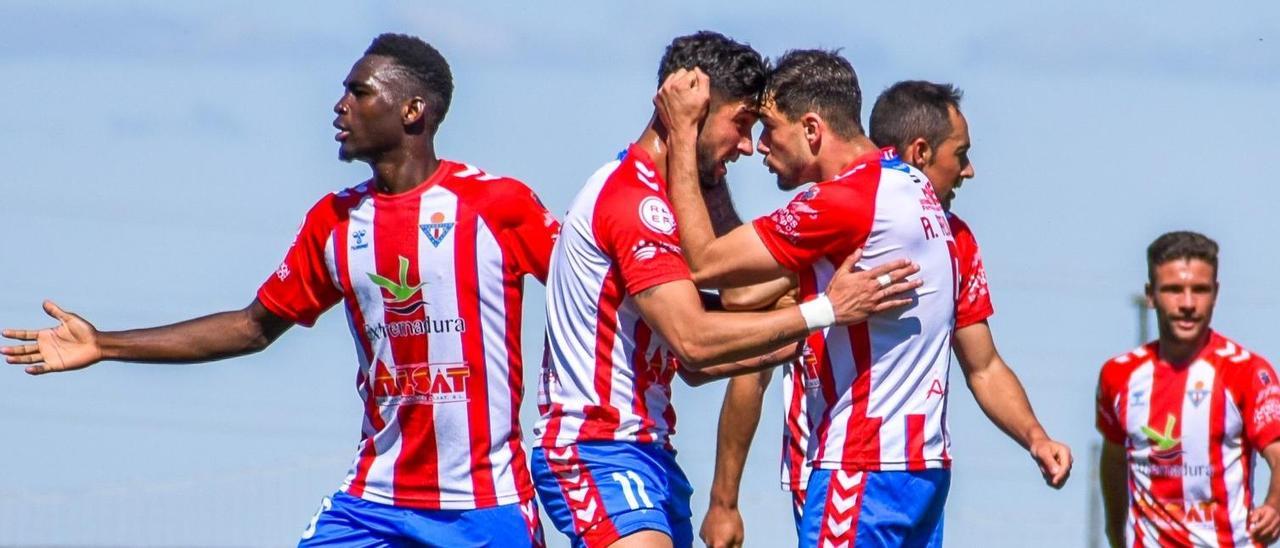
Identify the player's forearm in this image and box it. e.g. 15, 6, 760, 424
1099, 443, 1129, 548
965, 359, 1048, 449
720, 276, 796, 312
1262, 444, 1280, 509
666, 129, 723, 276
690, 342, 800, 383
675, 307, 809, 369
99, 305, 282, 364
708, 372, 769, 508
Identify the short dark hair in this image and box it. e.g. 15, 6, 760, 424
658, 31, 767, 105
763, 49, 863, 139
1147, 231, 1219, 283
365, 33, 453, 129
869, 80, 964, 153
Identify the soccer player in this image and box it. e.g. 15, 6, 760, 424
658, 50, 967, 548
1096, 231, 1280, 547
698, 79, 1074, 547
2, 34, 554, 547
532, 33, 923, 548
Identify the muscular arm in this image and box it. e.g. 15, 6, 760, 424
3, 299, 293, 374
701, 370, 773, 547
955, 321, 1071, 487
1099, 441, 1129, 548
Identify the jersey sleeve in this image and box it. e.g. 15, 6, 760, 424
752, 183, 872, 272
494, 180, 561, 283
950, 216, 995, 329
1095, 364, 1127, 444
1241, 357, 1280, 449
596, 190, 692, 296
256, 196, 343, 327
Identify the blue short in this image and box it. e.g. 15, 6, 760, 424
297, 491, 544, 547
798, 469, 949, 548
532, 442, 694, 548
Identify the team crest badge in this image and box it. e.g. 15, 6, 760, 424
1187, 380, 1209, 407
421, 211, 455, 247
1261, 371, 1273, 386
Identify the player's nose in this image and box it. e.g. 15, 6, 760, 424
962, 161, 975, 179
737, 137, 754, 157
756, 139, 770, 156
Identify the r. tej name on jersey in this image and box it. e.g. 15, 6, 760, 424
372, 362, 470, 404
364, 317, 466, 342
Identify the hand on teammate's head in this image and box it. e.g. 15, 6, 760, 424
654, 67, 711, 136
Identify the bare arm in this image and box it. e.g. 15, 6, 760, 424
3, 299, 293, 374
955, 321, 1071, 487
700, 370, 773, 548
1249, 441, 1280, 544
720, 275, 796, 312
1099, 441, 1129, 548
678, 342, 800, 387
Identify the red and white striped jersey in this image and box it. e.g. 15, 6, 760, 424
779, 211, 993, 488
257, 160, 559, 510
754, 147, 957, 473
535, 145, 691, 450
1096, 332, 1280, 547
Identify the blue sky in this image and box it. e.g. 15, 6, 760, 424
2, 1, 1278, 546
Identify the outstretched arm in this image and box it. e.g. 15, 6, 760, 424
700, 369, 773, 548
3, 299, 293, 374
955, 320, 1071, 488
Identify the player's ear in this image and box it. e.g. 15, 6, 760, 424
908, 137, 932, 166
403, 96, 427, 127
1144, 283, 1155, 307
802, 112, 822, 149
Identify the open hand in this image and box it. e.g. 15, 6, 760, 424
654, 67, 711, 137
824, 249, 922, 325
2, 300, 104, 375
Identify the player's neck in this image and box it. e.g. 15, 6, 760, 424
636, 115, 670, 182
816, 134, 879, 181
1157, 329, 1212, 367
368, 142, 440, 195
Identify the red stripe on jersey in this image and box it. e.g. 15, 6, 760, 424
581, 270, 625, 440
1207, 372, 1235, 548
333, 216, 385, 499
1147, 364, 1190, 546
454, 202, 498, 504
629, 320, 655, 444
905, 414, 926, 470
378, 193, 439, 508
502, 240, 534, 500
842, 322, 881, 470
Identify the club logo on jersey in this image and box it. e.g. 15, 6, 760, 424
1141, 414, 1183, 463
351, 229, 369, 250
1261, 370, 1273, 386
421, 211, 455, 247
371, 361, 470, 404
367, 256, 427, 315
638, 196, 676, 235
1186, 380, 1210, 407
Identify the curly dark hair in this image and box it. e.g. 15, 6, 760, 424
869, 80, 964, 153
365, 33, 453, 130
658, 31, 767, 105
1147, 231, 1219, 283
764, 49, 863, 139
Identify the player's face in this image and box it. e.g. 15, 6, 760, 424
695, 98, 757, 182
1148, 258, 1218, 348
921, 106, 974, 210
756, 101, 812, 190
333, 55, 407, 163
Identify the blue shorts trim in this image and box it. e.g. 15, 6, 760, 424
297, 491, 543, 547
532, 442, 694, 548
798, 469, 949, 548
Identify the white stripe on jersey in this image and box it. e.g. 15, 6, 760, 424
474, 214, 522, 506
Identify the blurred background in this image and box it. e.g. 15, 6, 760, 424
1, 1, 1277, 546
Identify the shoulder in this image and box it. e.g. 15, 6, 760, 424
1210, 333, 1274, 376
304, 181, 371, 227
445, 161, 550, 220
1099, 343, 1155, 386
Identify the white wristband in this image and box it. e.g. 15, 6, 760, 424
799, 293, 836, 331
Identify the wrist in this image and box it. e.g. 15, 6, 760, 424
799, 294, 836, 331
709, 496, 739, 510
1024, 426, 1051, 448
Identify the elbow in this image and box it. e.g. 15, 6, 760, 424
670, 337, 716, 370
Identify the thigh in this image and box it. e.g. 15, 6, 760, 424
298, 492, 404, 548
901, 470, 950, 548
399, 501, 546, 548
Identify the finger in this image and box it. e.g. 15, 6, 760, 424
838, 248, 864, 274
7, 353, 45, 365
864, 258, 913, 278
871, 297, 914, 313
0, 343, 39, 356
2, 329, 40, 341
44, 300, 72, 322
25, 364, 52, 375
